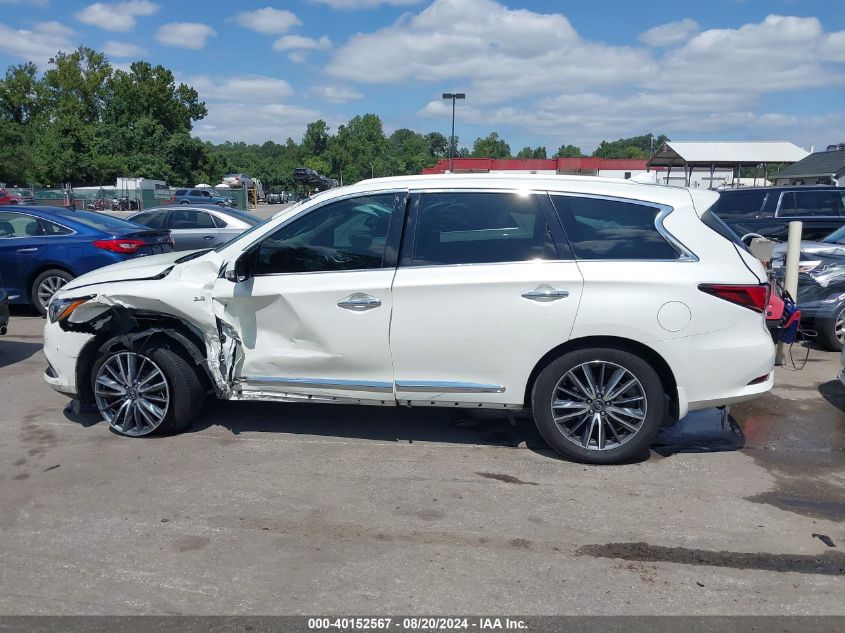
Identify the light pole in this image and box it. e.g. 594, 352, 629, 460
442, 92, 465, 173
370, 162, 374, 178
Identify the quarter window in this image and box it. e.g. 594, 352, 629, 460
41, 220, 73, 236
170, 209, 215, 229
411, 192, 557, 266
256, 194, 394, 275
551, 195, 679, 260
130, 212, 168, 229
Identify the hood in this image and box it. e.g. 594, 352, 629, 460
62, 250, 207, 292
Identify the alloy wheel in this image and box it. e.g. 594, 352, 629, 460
37, 276, 68, 309
835, 309, 845, 344
94, 352, 170, 436
550, 361, 648, 451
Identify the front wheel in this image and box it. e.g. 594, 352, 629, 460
817, 306, 845, 352
531, 348, 665, 464
91, 344, 205, 437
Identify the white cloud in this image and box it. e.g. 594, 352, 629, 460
0, 21, 76, 65
820, 31, 845, 63
231, 7, 300, 34
75, 1, 159, 33
273, 35, 332, 51
193, 102, 325, 144
639, 18, 699, 47
184, 74, 294, 103
155, 22, 216, 50
311, 84, 363, 103
328, 0, 655, 101
312, 0, 421, 8
103, 40, 146, 58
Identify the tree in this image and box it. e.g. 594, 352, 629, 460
591, 133, 668, 159
554, 144, 583, 158
0, 63, 40, 183
517, 146, 546, 159
472, 132, 511, 158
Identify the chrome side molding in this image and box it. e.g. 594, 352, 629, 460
395, 381, 506, 394
240, 376, 393, 393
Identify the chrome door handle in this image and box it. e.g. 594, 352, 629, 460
337, 293, 382, 311
521, 286, 569, 302
17, 247, 38, 253
203, 235, 215, 240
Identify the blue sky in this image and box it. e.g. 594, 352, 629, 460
1, 0, 844, 153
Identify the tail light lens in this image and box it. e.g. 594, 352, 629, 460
93, 238, 146, 254
699, 283, 770, 313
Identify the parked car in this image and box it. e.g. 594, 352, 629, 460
172, 188, 234, 207
0, 273, 8, 335
128, 205, 261, 250
712, 186, 845, 242
222, 173, 253, 189
0, 189, 23, 205
0, 206, 173, 315
43, 175, 774, 464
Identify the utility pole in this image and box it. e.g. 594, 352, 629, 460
442, 93, 466, 172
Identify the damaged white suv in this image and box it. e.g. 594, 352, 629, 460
43, 175, 775, 464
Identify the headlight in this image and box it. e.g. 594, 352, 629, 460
48, 296, 94, 323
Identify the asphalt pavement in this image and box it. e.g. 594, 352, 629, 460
1, 311, 844, 615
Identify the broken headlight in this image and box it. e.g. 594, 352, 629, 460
48, 296, 94, 323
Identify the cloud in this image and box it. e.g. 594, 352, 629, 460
311, 84, 363, 103
183, 74, 294, 103
273, 35, 332, 51
231, 7, 300, 34
155, 22, 216, 50
820, 30, 845, 63
312, 0, 422, 8
327, 0, 655, 101
75, 1, 159, 33
639, 18, 699, 47
0, 21, 76, 64
193, 102, 325, 144
103, 40, 146, 58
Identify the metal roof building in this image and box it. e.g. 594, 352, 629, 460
773, 148, 845, 186
647, 141, 810, 187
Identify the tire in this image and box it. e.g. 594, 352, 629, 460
180, 200, 189, 205
816, 306, 845, 352
91, 343, 205, 437
30, 268, 74, 316
531, 348, 665, 464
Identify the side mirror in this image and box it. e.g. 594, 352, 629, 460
224, 250, 254, 283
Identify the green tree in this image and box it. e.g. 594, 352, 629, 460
591, 133, 668, 159
472, 132, 511, 158
517, 146, 547, 159
554, 144, 583, 158
0, 63, 40, 183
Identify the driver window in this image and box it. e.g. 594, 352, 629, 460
256, 194, 394, 275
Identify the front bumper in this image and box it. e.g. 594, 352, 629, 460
42, 318, 94, 398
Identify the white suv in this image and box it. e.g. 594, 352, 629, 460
43, 175, 775, 464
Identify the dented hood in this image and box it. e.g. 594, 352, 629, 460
63, 250, 208, 292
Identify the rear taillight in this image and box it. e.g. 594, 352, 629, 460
699, 283, 769, 313
93, 238, 146, 254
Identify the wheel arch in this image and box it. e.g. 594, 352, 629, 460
27, 263, 76, 298
523, 335, 679, 422
75, 309, 214, 406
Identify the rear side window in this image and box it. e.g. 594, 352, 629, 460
551, 195, 679, 260
778, 190, 845, 217
713, 191, 768, 219
212, 215, 228, 228
170, 209, 215, 229
131, 212, 168, 229
175, 189, 187, 196
41, 220, 73, 236
411, 192, 557, 266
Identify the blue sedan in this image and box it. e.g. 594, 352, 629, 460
0, 206, 173, 315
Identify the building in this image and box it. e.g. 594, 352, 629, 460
422, 157, 657, 180
774, 146, 845, 186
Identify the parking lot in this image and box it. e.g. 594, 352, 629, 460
1, 309, 844, 615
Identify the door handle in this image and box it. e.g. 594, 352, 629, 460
17, 247, 38, 253
521, 286, 569, 302
203, 235, 215, 240
337, 293, 382, 311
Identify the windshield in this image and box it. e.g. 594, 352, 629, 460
58, 210, 145, 231
823, 226, 845, 244
213, 215, 273, 252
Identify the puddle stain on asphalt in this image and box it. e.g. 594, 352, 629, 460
732, 386, 845, 522
578, 542, 845, 576
475, 472, 539, 486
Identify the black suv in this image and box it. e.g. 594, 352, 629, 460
711, 186, 845, 241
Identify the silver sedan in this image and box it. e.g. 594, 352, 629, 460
127, 205, 261, 251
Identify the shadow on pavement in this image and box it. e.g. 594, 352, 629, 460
0, 339, 42, 369
818, 379, 845, 413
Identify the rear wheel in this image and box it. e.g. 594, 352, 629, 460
531, 348, 665, 464
91, 344, 205, 437
31, 269, 73, 316
817, 305, 845, 351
